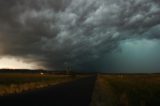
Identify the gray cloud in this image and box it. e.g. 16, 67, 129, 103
0, 0, 160, 72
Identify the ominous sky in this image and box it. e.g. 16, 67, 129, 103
0, 0, 160, 72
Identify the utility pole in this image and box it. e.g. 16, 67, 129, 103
64, 62, 71, 75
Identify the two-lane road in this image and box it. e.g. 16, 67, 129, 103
0, 75, 97, 106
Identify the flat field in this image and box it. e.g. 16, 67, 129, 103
91, 74, 160, 106
0, 73, 77, 96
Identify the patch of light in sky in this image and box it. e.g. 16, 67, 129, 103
108, 39, 160, 72
0, 57, 36, 69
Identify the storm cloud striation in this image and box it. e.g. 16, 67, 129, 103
0, 0, 160, 72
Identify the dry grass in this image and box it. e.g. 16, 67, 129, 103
91, 74, 160, 106
91, 75, 117, 106
0, 73, 79, 96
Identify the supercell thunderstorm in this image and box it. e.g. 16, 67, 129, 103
0, 0, 160, 72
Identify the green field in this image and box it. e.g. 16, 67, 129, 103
91, 74, 160, 106
0, 73, 77, 96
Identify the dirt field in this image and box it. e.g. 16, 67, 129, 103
0, 73, 78, 96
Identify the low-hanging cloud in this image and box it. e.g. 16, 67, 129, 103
0, 0, 160, 72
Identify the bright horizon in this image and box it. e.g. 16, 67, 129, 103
0, 57, 36, 69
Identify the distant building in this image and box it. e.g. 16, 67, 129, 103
40, 72, 44, 75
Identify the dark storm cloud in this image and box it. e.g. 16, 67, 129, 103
0, 0, 160, 71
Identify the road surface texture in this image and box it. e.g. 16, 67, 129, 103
0, 75, 96, 106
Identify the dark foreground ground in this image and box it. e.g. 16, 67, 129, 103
91, 75, 160, 106
0, 75, 96, 106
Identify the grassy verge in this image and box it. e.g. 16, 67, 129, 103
91, 74, 160, 106
90, 75, 117, 106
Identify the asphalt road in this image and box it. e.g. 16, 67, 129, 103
0, 75, 97, 106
